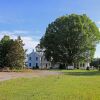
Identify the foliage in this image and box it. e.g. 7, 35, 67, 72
35, 44, 43, 52
40, 14, 100, 65
86, 66, 90, 70
0, 35, 25, 69
0, 35, 13, 67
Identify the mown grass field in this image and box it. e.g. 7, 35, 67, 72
0, 70, 100, 100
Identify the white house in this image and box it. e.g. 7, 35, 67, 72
27, 50, 90, 70
39, 54, 51, 69
27, 50, 41, 68
27, 50, 51, 69
77, 62, 90, 69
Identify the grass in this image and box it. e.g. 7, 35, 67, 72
0, 70, 100, 100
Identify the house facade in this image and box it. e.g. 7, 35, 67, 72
27, 50, 51, 69
27, 50, 90, 70
27, 50, 41, 68
40, 55, 51, 69
77, 62, 90, 69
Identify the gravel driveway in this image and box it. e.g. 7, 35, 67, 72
0, 70, 60, 81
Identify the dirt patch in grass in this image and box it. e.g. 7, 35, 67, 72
0, 70, 60, 81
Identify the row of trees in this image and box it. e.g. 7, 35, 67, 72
0, 35, 25, 69
40, 14, 100, 66
0, 14, 99, 70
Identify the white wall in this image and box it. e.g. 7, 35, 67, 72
27, 51, 41, 68
40, 55, 51, 69
27, 51, 51, 69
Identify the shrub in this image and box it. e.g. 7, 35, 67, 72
86, 66, 90, 70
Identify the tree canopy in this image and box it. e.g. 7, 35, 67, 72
0, 35, 26, 69
40, 14, 100, 65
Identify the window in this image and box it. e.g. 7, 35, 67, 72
29, 63, 31, 67
29, 57, 31, 60
36, 57, 38, 61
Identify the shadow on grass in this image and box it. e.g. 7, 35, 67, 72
63, 71, 100, 76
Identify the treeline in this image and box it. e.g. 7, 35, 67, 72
0, 35, 25, 69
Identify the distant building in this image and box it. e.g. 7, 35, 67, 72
40, 54, 51, 69
27, 50, 40, 68
27, 50, 51, 69
27, 50, 90, 70
77, 62, 90, 69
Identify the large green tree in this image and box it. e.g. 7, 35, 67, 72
6, 36, 26, 69
0, 35, 25, 69
40, 14, 100, 66
0, 35, 13, 67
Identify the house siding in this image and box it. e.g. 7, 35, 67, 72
27, 51, 51, 69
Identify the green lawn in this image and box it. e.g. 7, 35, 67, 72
0, 70, 100, 100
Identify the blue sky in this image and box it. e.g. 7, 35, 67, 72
0, 0, 100, 57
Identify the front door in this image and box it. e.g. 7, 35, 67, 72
36, 63, 39, 69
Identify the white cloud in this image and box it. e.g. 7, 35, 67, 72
97, 21, 100, 25
0, 31, 40, 54
0, 30, 29, 36
22, 37, 39, 53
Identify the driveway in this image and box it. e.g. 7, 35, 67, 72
0, 70, 60, 81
